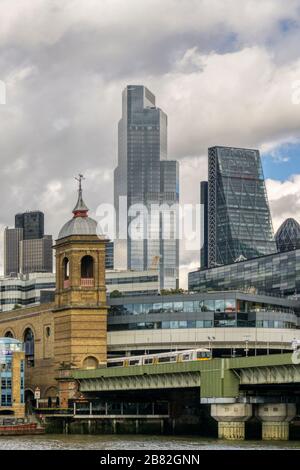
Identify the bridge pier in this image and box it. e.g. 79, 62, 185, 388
211, 404, 252, 440
257, 404, 296, 441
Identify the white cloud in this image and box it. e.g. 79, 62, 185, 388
0, 0, 299, 285
267, 176, 300, 232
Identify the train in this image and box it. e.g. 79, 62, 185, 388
107, 348, 212, 368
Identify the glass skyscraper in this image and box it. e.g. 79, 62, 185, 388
206, 146, 276, 267
114, 85, 179, 289
275, 218, 300, 253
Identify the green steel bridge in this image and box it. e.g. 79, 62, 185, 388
57, 353, 300, 440
68, 353, 300, 402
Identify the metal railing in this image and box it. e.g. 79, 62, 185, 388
35, 401, 170, 417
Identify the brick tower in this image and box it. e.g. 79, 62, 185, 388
53, 175, 108, 373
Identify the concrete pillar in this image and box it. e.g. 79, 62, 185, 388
211, 403, 253, 440
257, 404, 296, 441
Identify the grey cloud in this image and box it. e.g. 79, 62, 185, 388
0, 0, 299, 284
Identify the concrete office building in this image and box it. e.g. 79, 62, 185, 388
0, 269, 159, 313
0, 273, 56, 312
4, 228, 23, 276
19, 236, 53, 274
4, 211, 53, 276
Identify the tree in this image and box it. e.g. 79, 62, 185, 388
109, 290, 123, 298
160, 288, 185, 296
12, 304, 22, 310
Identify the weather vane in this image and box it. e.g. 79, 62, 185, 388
75, 173, 85, 191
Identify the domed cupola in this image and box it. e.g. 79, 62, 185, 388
57, 174, 99, 239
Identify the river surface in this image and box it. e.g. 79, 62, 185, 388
0, 434, 300, 450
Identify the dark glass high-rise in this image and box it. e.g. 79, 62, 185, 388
207, 146, 276, 267
15, 211, 44, 240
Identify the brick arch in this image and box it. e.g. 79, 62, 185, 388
80, 254, 95, 278
22, 324, 37, 339
3, 328, 16, 338
82, 355, 99, 370
44, 386, 59, 398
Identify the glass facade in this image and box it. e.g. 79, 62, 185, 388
207, 147, 276, 267
0, 338, 24, 407
188, 248, 300, 297
108, 293, 298, 332
200, 182, 208, 269
105, 241, 114, 269
276, 218, 300, 253
114, 85, 179, 289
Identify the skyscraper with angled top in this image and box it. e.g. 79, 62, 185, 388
114, 85, 179, 289
205, 146, 276, 268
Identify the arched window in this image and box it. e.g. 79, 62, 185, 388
81, 255, 94, 286
24, 328, 34, 367
82, 356, 98, 370
62, 257, 70, 288
4, 330, 14, 338
63, 257, 70, 279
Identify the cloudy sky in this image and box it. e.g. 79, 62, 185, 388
0, 0, 300, 286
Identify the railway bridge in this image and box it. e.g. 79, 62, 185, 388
58, 353, 300, 440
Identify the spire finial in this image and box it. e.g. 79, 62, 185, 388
73, 173, 89, 217
75, 173, 85, 193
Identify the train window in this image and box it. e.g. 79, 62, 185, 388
197, 351, 206, 359
144, 358, 154, 365
158, 356, 177, 363
197, 351, 211, 359
129, 359, 140, 366
181, 353, 191, 361
108, 361, 124, 368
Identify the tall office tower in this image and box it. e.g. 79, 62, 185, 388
114, 85, 179, 289
4, 228, 23, 276
4, 211, 53, 276
19, 235, 53, 274
200, 182, 208, 269
207, 146, 276, 267
15, 211, 44, 239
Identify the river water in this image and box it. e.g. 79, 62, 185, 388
0, 435, 300, 450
